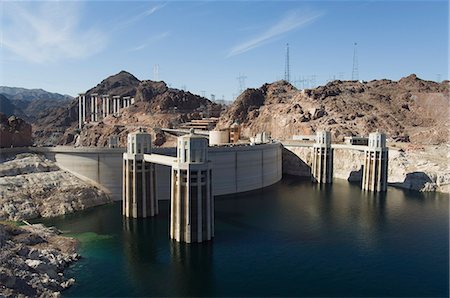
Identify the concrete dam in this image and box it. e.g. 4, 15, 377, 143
31, 142, 282, 201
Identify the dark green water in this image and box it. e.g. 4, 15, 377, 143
41, 177, 449, 297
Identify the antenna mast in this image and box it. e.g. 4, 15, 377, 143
352, 43, 359, 81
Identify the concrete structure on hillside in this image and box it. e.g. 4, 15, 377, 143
170, 131, 213, 243
209, 129, 230, 145
311, 131, 333, 184
123, 130, 158, 218
362, 132, 388, 192
229, 123, 241, 143
78, 93, 135, 129
179, 118, 218, 131
251, 131, 270, 145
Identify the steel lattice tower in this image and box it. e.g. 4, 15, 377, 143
285, 43, 290, 83
237, 73, 247, 94
352, 43, 359, 81
153, 64, 159, 81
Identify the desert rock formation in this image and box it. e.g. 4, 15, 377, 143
217, 75, 449, 145
33, 71, 221, 147
0, 222, 79, 297
0, 154, 111, 221
0, 114, 33, 148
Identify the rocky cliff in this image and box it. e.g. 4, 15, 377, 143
218, 75, 449, 145
0, 222, 79, 297
33, 71, 221, 147
0, 114, 33, 148
0, 154, 111, 221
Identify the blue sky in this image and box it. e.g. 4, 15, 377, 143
0, 1, 448, 100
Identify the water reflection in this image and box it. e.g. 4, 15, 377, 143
122, 217, 162, 295
51, 177, 447, 297
169, 241, 215, 297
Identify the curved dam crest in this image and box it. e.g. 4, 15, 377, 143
29, 143, 283, 201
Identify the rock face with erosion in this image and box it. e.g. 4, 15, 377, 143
33, 70, 222, 147
0, 114, 32, 148
0, 222, 79, 297
0, 153, 111, 221
217, 75, 449, 145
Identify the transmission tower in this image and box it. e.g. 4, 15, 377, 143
201, 90, 206, 98
237, 73, 247, 94
352, 43, 359, 81
284, 43, 290, 83
153, 64, 160, 81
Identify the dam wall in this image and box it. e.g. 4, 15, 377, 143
282, 146, 364, 182
32, 143, 282, 201
282, 145, 450, 193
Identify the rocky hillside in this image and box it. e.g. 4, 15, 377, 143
0, 154, 111, 221
0, 114, 33, 148
217, 75, 449, 145
0, 86, 72, 123
0, 223, 79, 297
33, 71, 221, 147
0, 95, 28, 120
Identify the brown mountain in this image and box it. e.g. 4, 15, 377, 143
0, 113, 32, 148
33, 71, 221, 146
217, 74, 449, 145
0, 86, 72, 122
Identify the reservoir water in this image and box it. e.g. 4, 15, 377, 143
40, 177, 449, 297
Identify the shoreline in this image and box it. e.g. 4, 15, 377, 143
0, 222, 80, 297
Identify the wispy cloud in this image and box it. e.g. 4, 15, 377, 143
227, 10, 323, 58
115, 3, 166, 30
127, 31, 171, 52
1, 2, 108, 64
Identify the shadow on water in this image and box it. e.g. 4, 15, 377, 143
348, 164, 363, 184
169, 241, 215, 297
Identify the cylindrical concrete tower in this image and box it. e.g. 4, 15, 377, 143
312, 130, 333, 183
170, 129, 213, 243
362, 132, 388, 192
113, 96, 120, 116
78, 93, 85, 129
91, 93, 99, 122
123, 129, 158, 218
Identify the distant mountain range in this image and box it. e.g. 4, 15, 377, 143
0, 86, 73, 122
